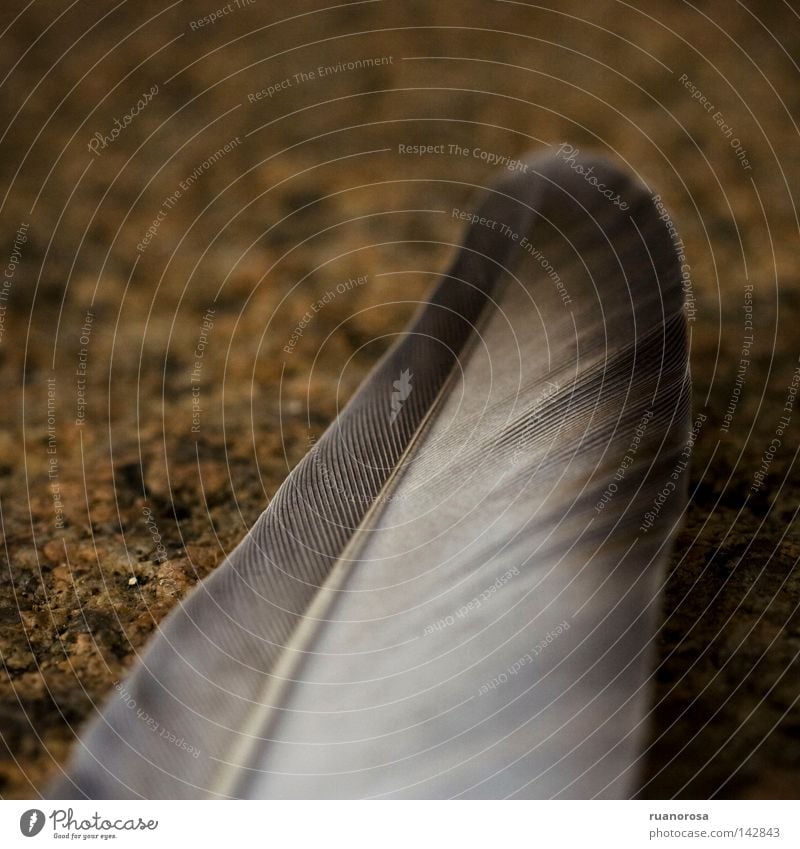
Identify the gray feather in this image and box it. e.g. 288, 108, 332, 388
50, 149, 691, 799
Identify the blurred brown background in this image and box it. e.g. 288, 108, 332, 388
0, 0, 798, 798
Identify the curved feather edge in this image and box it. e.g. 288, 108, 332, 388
50, 149, 692, 799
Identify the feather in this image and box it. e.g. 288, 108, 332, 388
50, 149, 691, 800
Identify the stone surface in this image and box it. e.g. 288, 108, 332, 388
0, 0, 798, 799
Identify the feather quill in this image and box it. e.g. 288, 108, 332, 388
51, 149, 691, 799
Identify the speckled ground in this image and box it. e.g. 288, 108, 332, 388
1, 0, 798, 799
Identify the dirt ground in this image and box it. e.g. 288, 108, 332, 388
0, 0, 799, 798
